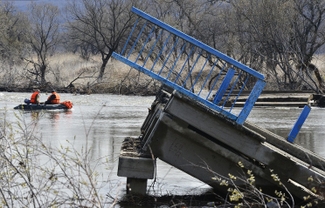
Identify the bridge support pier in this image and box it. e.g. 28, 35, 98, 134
126, 178, 148, 195
117, 137, 155, 195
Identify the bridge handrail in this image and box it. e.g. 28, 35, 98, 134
131, 7, 265, 80
113, 7, 266, 125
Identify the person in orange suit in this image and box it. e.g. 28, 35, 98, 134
29, 89, 40, 104
45, 90, 60, 104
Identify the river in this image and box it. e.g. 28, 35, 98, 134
0, 91, 324, 206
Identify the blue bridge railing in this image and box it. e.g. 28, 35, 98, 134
112, 7, 266, 125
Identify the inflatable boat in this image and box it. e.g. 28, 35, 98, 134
14, 101, 73, 110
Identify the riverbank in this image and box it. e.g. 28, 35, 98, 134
1, 52, 324, 97
0, 84, 159, 96
4, 86, 325, 108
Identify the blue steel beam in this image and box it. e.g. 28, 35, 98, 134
213, 68, 236, 104
287, 105, 311, 143
236, 79, 266, 124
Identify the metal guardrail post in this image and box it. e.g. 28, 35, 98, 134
287, 105, 311, 143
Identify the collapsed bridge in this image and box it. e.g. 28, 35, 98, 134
113, 7, 325, 202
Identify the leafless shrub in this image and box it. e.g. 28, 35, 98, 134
0, 109, 120, 207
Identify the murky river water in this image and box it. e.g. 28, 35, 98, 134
0, 92, 324, 206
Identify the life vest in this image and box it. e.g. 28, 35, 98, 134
48, 92, 60, 104
30, 91, 40, 104
61, 100, 73, 109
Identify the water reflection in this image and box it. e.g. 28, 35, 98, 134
31, 111, 41, 120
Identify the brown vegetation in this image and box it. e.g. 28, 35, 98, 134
1, 0, 325, 95
0, 53, 161, 95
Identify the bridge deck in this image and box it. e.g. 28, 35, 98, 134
118, 89, 325, 200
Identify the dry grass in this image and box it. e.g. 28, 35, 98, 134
1, 52, 325, 94
47, 53, 159, 94
0, 53, 158, 94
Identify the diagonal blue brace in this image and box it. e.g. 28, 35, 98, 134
287, 105, 311, 143
213, 68, 235, 104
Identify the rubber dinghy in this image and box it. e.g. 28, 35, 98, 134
14, 101, 73, 110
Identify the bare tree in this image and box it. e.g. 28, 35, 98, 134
291, 0, 325, 93
0, 2, 29, 65
227, 0, 295, 88
65, 0, 143, 81
26, 2, 61, 85
221, 0, 325, 92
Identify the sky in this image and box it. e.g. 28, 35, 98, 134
4, 0, 68, 11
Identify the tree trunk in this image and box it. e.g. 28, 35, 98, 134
98, 51, 113, 81
40, 64, 47, 84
